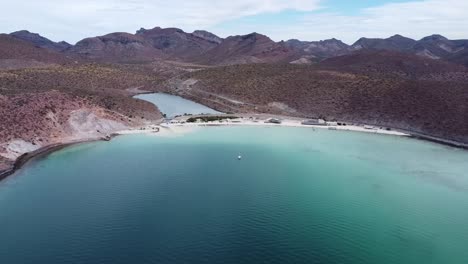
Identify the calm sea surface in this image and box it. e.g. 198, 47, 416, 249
134, 93, 222, 118
1, 126, 468, 264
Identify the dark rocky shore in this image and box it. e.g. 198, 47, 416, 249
0, 140, 100, 182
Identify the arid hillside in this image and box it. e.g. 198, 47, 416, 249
0, 64, 167, 172
0, 90, 158, 144
0, 63, 168, 121
0, 64, 158, 93
320, 50, 468, 81
182, 53, 468, 143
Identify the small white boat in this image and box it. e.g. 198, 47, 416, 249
238, 155, 242, 160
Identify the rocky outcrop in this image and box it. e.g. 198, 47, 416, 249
67, 109, 128, 139
0, 140, 40, 160
192, 30, 223, 44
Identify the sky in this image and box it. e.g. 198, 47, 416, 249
0, 0, 467, 44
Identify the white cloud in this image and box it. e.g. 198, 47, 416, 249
0, 0, 321, 43
262, 0, 468, 43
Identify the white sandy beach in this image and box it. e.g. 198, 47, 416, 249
116, 116, 409, 137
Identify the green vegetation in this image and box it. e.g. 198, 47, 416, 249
186, 116, 239, 123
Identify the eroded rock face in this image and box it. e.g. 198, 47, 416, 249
192, 30, 223, 44
67, 109, 128, 139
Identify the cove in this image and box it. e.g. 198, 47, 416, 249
1, 126, 468, 263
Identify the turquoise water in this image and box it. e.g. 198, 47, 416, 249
1, 126, 468, 263
134, 93, 222, 118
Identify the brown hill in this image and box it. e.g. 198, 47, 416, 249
181, 53, 468, 143
136, 27, 220, 60
10, 30, 72, 52
352, 35, 417, 52
351, 34, 468, 62
413, 35, 467, 59
285, 38, 351, 61
0, 34, 71, 68
69, 33, 164, 62
320, 50, 468, 81
69, 27, 222, 63
195, 33, 294, 65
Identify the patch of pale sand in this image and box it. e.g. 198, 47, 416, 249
154, 125, 199, 138
126, 86, 152, 95
116, 124, 198, 138
333, 125, 408, 136
268, 102, 297, 113
117, 125, 160, 135
0, 140, 41, 160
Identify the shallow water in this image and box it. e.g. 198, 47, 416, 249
134, 93, 222, 118
1, 126, 468, 264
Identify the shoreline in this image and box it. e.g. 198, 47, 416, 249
1, 115, 467, 182
0, 139, 105, 182
0, 126, 161, 182
168, 114, 468, 150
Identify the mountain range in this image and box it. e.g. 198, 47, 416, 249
3, 27, 468, 67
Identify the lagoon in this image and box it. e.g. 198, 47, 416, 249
134, 93, 222, 118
